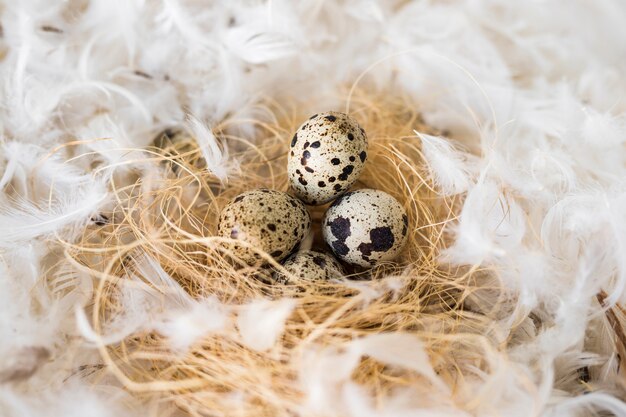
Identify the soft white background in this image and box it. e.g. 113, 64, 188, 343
1, 1, 626, 416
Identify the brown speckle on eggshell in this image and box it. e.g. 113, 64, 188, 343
322, 189, 409, 267
218, 189, 311, 264
288, 112, 367, 205
274, 250, 344, 284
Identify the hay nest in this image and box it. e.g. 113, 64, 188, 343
64, 91, 603, 416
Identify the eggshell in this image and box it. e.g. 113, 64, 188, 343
274, 250, 344, 283
218, 189, 311, 263
322, 189, 408, 266
288, 112, 367, 205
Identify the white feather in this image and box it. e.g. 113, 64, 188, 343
186, 116, 232, 181
0, 189, 107, 246
442, 180, 525, 265
224, 28, 296, 64
416, 131, 472, 195
351, 333, 449, 393
154, 298, 228, 353
237, 299, 296, 351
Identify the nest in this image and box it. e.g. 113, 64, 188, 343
66, 91, 527, 416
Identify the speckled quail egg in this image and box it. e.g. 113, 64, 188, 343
322, 189, 409, 267
217, 189, 311, 263
274, 250, 344, 284
288, 112, 368, 205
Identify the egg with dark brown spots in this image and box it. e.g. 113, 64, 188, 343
288, 112, 368, 205
217, 189, 311, 264
322, 189, 409, 267
273, 250, 344, 284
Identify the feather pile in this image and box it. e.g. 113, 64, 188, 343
1, 1, 626, 416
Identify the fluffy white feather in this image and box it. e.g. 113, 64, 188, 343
417, 131, 472, 196
185, 116, 231, 181
237, 298, 296, 352
154, 298, 228, 353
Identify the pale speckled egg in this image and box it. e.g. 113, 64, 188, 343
322, 189, 409, 267
274, 250, 344, 284
288, 112, 368, 205
217, 189, 311, 263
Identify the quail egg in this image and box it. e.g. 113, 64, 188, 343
217, 189, 311, 263
288, 112, 368, 205
274, 250, 344, 284
322, 189, 409, 267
